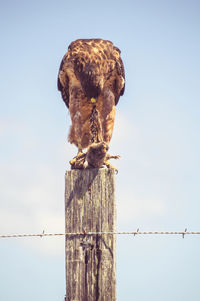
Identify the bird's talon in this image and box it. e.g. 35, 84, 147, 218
69, 152, 86, 169
69, 158, 76, 165
104, 160, 118, 173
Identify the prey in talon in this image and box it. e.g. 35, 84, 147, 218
84, 142, 120, 172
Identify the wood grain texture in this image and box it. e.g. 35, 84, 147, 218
65, 168, 116, 301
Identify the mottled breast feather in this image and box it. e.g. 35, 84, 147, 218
57, 38, 125, 106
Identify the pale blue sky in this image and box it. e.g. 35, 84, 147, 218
0, 0, 200, 300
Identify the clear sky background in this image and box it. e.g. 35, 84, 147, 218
0, 0, 200, 300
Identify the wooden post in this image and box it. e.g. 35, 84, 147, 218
65, 168, 116, 301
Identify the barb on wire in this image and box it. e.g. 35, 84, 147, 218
0, 229, 200, 239
182, 228, 187, 239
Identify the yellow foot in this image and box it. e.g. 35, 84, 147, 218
69, 152, 86, 169
104, 160, 119, 174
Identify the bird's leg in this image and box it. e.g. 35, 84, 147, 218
77, 148, 84, 157
69, 148, 86, 169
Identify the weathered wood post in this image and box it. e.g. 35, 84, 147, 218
65, 168, 116, 301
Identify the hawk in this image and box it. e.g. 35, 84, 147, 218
57, 38, 125, 169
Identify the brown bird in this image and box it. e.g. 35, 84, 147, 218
57, 38, 125, 168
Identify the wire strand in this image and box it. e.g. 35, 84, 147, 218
0, 230, 200, 239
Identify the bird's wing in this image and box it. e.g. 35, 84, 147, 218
57, 53, 70, 108
113, 54, 125, 105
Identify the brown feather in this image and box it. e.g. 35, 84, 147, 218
58, 38, 125, 150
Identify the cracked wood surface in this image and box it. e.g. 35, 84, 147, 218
65, 168, 116, 301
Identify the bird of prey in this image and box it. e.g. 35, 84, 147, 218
57, 38, 125, 169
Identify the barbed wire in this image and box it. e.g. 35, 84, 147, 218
0, 229, 200, 239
